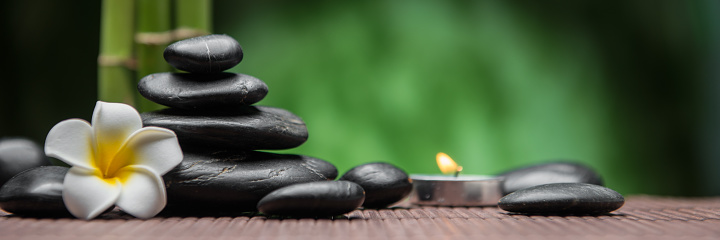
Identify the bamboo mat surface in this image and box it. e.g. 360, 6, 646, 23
1, 195, 719, 240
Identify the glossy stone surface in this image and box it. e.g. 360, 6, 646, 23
0, 138, 51, 187
339, 162, 411, 208
141, 106, 308, 150
164, 34, 243, 73
497, 162, 603, 195
0, 166, 70, 216
498, 183, 624, 215
163, 150, 338, 213
138, 72, 268, 109
257, 181, 365, 217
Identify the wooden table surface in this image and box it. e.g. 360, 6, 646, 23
1, 195, 719, 240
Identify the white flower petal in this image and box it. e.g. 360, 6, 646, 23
44, 119, 95, 170
91, 101, 143, 165
63, 167, 121, 220
115, 166, 166, 219
115, 127, 183, 175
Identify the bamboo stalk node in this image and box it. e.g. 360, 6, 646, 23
98, 55, 136, 69
135, 31, 174, 45
173, 28, 211, 40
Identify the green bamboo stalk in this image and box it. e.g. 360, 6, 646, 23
135, 0, 172, 112
98, 0, 135, 105
174, 0, 213, 40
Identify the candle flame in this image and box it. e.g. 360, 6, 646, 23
436, 152, 462, 174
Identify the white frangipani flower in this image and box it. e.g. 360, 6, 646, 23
45, 101, 183, 219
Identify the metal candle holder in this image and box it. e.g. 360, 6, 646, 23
409, 174, 504, 206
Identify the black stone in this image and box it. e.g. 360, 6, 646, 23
339, 162, 411, 208
163, 150, 338, 213
141, 106, 308, 150
257, 181, 365, 217
0, 138, 51, 187
138, 72, 268, 109
497, 162, 603, 195
498, 183, 624, 215
164, 34, 243, 73
0, 166, 70, 216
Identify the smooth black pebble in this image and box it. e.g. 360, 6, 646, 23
498, 183, 624, 215
0, 166, 70, 216
141, 106, 308, 150
257, 181, 365, 217
164, 34, 243, 73
339, 162, 411, 208
138, 72, 268, 109
163, 150, 338, 213
498, 162, 603, 195
0, 138, 51, 187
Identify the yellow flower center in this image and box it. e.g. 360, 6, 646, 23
92, 139, 134, 181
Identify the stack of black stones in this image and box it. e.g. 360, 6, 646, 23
0, 35, 412, 218
138, 34, 412, 216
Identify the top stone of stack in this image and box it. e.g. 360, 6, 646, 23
164, 34, 243, 74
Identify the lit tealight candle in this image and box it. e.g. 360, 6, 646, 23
408, 152, 504, 206
436, 152, 463, 177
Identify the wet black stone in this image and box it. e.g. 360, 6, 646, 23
339, 162, 411, 208
163, 150, 338, 213
257, 181, 365, 217
0, 166, 70, 216
141, 106, 308, 150
164, 34, 243, 73
0, 138, 51, 187
497, 162, 603, 195
498, 183, 624, 215
138, 72, 268, 109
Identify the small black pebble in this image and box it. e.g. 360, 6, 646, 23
0, 166, 71, 216
0, 137, 50, 188
498, 182, 624, 215
257, 181, 365, 217
497, 162, 603, 195
340, 162, 412, 208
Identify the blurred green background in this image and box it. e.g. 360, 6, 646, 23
2, 0, 719, 196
